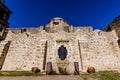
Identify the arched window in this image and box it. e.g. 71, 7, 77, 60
58, 45, 67, 60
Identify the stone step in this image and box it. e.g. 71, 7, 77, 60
42, 75, 82, 80
0, 75, 83, 80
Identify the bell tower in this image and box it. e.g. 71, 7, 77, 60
0, 0, 12, 40
0, 0, 12, 29
45, 17, 71, 32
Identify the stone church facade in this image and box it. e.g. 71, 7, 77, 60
0, 1, 120, 74
0, 17, 120, 73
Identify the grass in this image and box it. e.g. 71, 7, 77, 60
0, 70, 119, 80
99, 71, 120, 80
0, 71, 45, 76
81, 71, 120, 80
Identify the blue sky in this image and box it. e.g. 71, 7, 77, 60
5, 0, 120, 30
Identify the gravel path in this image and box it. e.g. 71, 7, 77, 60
0, 75, 83, 80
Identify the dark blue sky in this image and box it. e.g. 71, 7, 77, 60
5, 0, 120, 29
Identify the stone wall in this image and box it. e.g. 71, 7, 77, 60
2, 30, 47, 71
81, 30, 120, 72
0, 40, 11, 69
1, 26, 120, 73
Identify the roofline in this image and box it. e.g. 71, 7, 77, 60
0, 2, 12, 14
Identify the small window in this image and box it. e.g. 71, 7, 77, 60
53, 22, 59, 25
58, 45, 67, 60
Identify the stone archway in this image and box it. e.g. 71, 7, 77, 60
57, 45, 69, 74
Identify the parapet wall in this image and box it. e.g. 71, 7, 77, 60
80, 30, 120, 71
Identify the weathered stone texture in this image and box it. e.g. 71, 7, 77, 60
0, 18, 120, 74
104, 15, 120, 48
